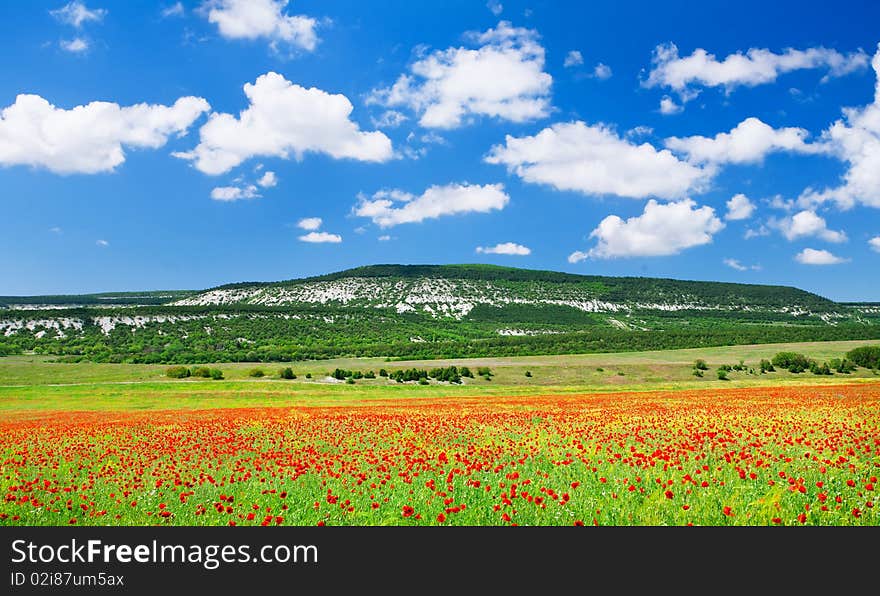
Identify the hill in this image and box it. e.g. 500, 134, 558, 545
0, 265, 877, 363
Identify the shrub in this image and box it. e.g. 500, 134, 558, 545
418, 378, 429, 385
279, 367, 296, 379
772, 352, 814, 374
364, 371, 376, 379
525, 371, 532, 378
694, 359, 708, 371
191, 367, 211, 378
459, 367, 473, 378
759, 359, 775, 373
846, 346, 880, 369
717, 368, 728, 381
247, 368, 265, 378
165, 366, 190, 379
477, 367, 493, 377
305, 373, 312, 379
693, 369, 703, 378
209, 368, 224, 380
379, 369, 388, 377
596, 367, 604, 372
829, 358, 856, 374
346, 378, 355, 384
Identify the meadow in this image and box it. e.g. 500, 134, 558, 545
1, 340, 878, 526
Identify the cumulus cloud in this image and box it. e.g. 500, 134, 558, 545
368, 21, 552, 129
50, 2, 106, 27
378, 234, 392, 242
773, 210, 847, 243
666, 117, 823, 164
795, 248, 848, 265
175, 72, 392, 175
296, 217, 322, 231
354, 182, 509, 227
299, 231, 341, 243
257, 170, 277, 187
485, 121, 705, 199
592, 63, 612, 80
724, 258, 760, 271
96, 239, 109, 247
60, 38, 89, 53
210, 184, 260, 201
567, 250, 589, 264
200, 0, 319, 51
0, 93, 209, 174
476, 242, 531, 255
645, 42, 868, 105
725, 193, 756, 220
584, 199, 724, 259
564, 50, 583, 68
659, 96, 683, 115
372, 110, 408, 129
869, 236, 880, 252
799, 44, 880, 209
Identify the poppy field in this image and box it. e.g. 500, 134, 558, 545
1, 383, 878, 526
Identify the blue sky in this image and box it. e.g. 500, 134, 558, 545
2, 0, 880, 300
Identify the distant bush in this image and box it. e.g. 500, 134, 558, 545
305, 373, 312, 379
459, 366, 473, 378
693, 369, 703, 378
846, 346, 880, 369
346, 378, 355, 384
364, 370, 376, 379
379, 369, 388, 377
759, 359, 775, 373
209, 368, 224, 380
429, 366, 463, 383
694, 359, 708, 371
828, 358, 856, 374
810, 361, 832, 376
772, 352, 814, 374
247, 368, 265, 378
717, 368, 728, 381
525, 371, 532, 378
165, 366, 190, 379
390, 368, 428, 383
418, 378, 429, 385
279, 367, 296, 379
596, 367, 604, 372
191, 367, 211, 378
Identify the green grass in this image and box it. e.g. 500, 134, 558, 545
0, 339, 877, 413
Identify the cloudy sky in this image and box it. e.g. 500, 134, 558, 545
2, 0, 880, 300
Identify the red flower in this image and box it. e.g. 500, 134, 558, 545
402, 505, 414, 518
797, 513, 807, 524
437, 513, 446, 523
665, 490, 674, 499
722, 506, 733, 517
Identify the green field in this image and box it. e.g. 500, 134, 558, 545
1, 339, 877, 412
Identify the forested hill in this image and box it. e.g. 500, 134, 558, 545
1, 265, 876, 364
186, 264, 838, 314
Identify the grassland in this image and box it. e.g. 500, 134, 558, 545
0, 339, 877, 412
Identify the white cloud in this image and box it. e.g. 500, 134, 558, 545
378, 234, 392, 242
567, 250, 589, 264
666, 117, 823, 165
585, 199, 724, 259
200, 0, 318, 51
869, 236, 880, 252
372, 110, 408, 129
368, 21, 552, 129
50, 226, 63, 234
161, 2, 185, 18
799, 44, 880, 209
96, 239, 109, 247
659, 96, 683, 115
487, 0, 503, 15
774, 210, 847, 243
744, 224, 770, 240
50, 2, 106, 28
354, 182, 509, 228
175, 72, 392, 175
593, 63, 612, 80
485, 121, 705, 199
296, 217, 322, 231
210, 184, 260, 201
626, 125, 653, 138
723, 258, 760, 271
476, 242, 531, 255
0, 94, 209, 174
299, 231, 341, 243
795, 248, 848, 265
645, 42, 868, 104
60, 38, 89, 53
564, 50, 583, 68
725, 193, 756, 220
257, 170, 277, 187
